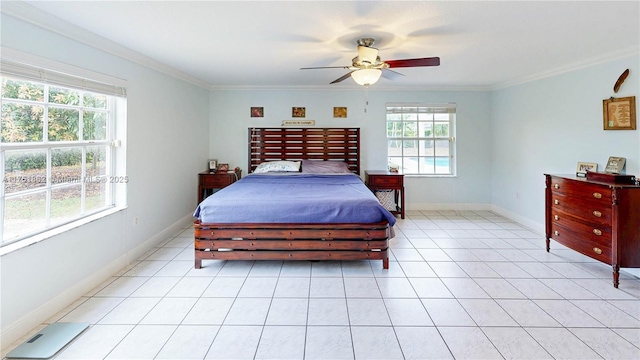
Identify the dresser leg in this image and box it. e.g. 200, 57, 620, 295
545, 237, 550, 252
195, 258, 202, 269
612, 264, 620, 288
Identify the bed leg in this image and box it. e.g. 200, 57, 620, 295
195, 259, 202, 269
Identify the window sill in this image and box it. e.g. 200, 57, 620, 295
0, 206, 127, 256
404, 174, 457, 178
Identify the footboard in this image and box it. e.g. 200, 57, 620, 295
194, 221, 390, 269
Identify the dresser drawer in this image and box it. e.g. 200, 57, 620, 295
368, 175, 402, 187
549, 194, 612, 224
549, 177, 612, 203
201, 175, 233, 187
550, 223, 612, 263
551, 212, 612, 243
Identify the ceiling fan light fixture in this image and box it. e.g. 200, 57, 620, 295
351, 68, 382, 86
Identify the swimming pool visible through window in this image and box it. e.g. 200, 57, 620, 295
386, 104, 456, 176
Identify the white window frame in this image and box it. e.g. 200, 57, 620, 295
386, 103, 456, 176
0, 48, 127, 253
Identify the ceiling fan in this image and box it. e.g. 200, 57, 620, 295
300, 38, 440, 86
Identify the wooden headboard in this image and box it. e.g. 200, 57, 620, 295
248, 128, 360, 174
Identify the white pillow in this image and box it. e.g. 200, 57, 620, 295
254, 160, 301, 173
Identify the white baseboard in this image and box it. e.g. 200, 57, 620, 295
0, 213, 194, 349
407, 203, 545, 235
123, 213, 194, 262
489, 205, 545, 235
406, 203, 493, 211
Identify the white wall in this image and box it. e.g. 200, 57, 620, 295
209, 88, 493, 208
1, 14, 210, 345
491, 55, 640, 231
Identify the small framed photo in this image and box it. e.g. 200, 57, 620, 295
333, 107, 347, 118
208, 159, 218, 171
576, 162, 597, 177
604, 156, 626, 174
251, 107, 264, 117
292, 107, 306, 118
603, 96, 636, 130
217, 163, 229, 172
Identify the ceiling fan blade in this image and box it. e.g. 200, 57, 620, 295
357, 45, 379, 64
300, 66, 350, 70
385, 57, 440, 68
381, 68, 405, 80
330, 72, 355, 84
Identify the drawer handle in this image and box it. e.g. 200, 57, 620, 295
593, 229, 602, 236
554, 230, 560, 236
593, 247, 602, 255
554, 199, 559, 205
592, 210, 602, 218
554, 215, 559, 220
554, 183, 560, 189
593, 192, 602, 199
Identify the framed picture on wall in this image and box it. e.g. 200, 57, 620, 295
333, 107, 347, 118
603, 96, 636, 130
251, 107, 264, 117
292, 107, 305, 118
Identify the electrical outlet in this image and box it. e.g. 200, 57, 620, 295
516, 192, 520, 199
133, 216, 139, 225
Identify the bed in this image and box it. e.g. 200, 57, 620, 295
193, 127, 395, 269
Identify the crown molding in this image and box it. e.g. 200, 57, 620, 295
1, 1, 211, 90
209, 84, 492, 92
491, 46, 640, 90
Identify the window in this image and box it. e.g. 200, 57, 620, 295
1, 52, 126, 248
386, 104, 456, 175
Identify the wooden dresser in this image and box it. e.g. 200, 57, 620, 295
544, 173, 640, 287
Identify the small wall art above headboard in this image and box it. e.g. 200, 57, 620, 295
248, 127, 360, 174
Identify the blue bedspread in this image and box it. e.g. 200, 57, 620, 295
193, 173, 397, 226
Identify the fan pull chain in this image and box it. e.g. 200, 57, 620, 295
364, 84, 369, 113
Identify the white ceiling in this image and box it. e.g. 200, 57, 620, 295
10, 1, 640, 89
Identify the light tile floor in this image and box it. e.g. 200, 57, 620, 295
4, 210, 640, 359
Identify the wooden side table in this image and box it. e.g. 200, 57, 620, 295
198, 170, 241, 203
364, 170, 405, 219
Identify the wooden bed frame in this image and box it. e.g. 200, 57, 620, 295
194, 127, 391, 269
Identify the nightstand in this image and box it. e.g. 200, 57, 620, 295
364, 170, 405, 219
198, 170, 241, 203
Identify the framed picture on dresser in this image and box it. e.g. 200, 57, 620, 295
576, 162, 597, 177
604, 156, 626, 174
208, 159, 218, 171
